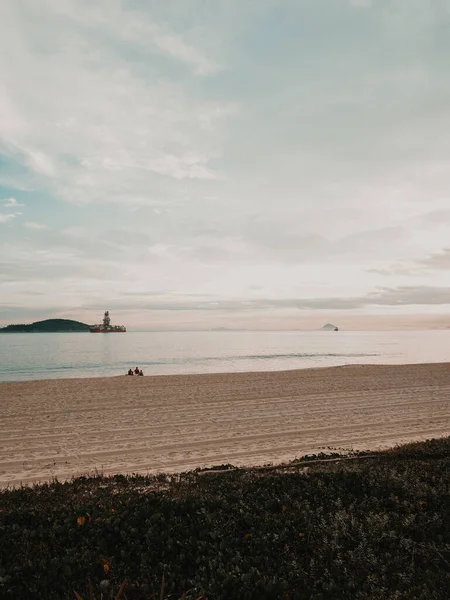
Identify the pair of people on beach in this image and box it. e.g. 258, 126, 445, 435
127, 367, 144, 376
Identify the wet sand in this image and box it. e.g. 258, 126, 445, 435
1, 363, 449, 487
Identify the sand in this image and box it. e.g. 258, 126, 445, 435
0, 363, 449, 487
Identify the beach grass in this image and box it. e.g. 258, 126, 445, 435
1, 437, 450, 599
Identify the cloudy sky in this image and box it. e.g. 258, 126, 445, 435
1, 0, 450, 329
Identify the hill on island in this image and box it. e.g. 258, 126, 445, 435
0, 319, 91, 333
322, 323, 338, 330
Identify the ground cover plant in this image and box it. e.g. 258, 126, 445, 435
1, 437, 450, 599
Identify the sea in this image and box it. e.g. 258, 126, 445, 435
0, 330, 449, 382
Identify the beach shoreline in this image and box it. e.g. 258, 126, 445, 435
1, 362, 449, 488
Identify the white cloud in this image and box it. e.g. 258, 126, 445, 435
0, 213, 18, 223
2, 197, 24, 208
0, 0, 232, 207
23, 221, 47, 230
45, 0, 220, 76
60, 227, 90, 239
26, 150, 56, 177
148, 23, 219, 76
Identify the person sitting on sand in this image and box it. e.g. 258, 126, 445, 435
127, 368, 133, 376
134, 366, 140, 375
138, 369, 144, 376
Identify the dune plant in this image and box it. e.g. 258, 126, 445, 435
1, 438, 449, 599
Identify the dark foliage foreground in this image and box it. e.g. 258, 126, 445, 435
1, 438, 450, 600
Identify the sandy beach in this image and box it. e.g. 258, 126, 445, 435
0, 363, 449, 487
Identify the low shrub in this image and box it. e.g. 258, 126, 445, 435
1, 437, 449, 599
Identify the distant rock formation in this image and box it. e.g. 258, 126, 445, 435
322, 323, 339, 331
0, 319, 91, 333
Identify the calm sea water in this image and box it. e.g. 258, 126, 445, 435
0, 330, 449, 382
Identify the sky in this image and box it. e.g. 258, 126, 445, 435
1, 0, 450, 330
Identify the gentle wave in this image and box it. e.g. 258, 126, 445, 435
140, 351, 380, 366
0, 351, 381, 381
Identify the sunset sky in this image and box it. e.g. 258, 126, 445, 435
1, 0, 450, 330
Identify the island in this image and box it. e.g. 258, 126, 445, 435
0, 319, 91, 333
322, 323, 339, 331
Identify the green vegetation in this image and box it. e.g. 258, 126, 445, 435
1, 437, 449, 599
0, 319, 90, 333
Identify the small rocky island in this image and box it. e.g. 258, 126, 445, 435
322, 323, 339, 331
0, 319, 90, 333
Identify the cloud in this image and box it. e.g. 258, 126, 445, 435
147, 23, 219, 76
0, 198, 22, 222
131, 285, 450, 311
418, 249, 450, 270
371, 248, 450, 276
0, 0, 233, 208
418, 209, 450, 225
23, 221, 48, 230
2, 197, 24, 208
47, 0, 220, 76
366, 286, 450, 306
366, 267, 420, 277
8, 286, 447, 315
0, 213, 18, 224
